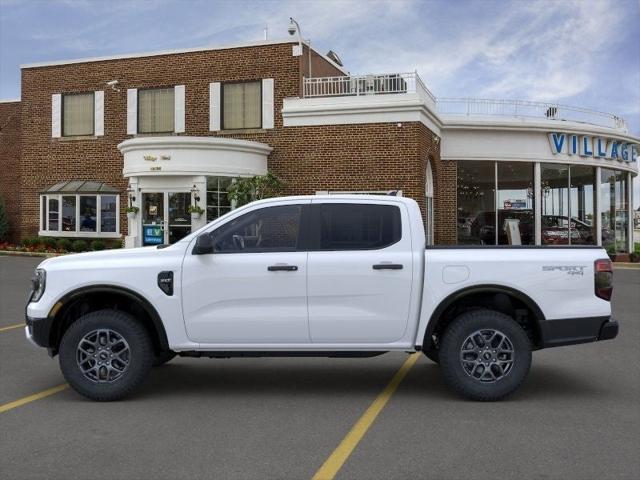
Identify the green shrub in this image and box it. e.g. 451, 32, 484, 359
21, 237, 37, 247
40, 237, 58, 249
90, 240, 105, 251
56, 238, 72, 251
72, 239, 88, 252
107, 240, 122, 249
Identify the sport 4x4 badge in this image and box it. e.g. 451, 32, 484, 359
542, 265, 587, 276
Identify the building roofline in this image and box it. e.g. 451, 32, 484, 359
0, 98, 20, 103
19, 38, 348, 74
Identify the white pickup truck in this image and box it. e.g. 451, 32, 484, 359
26, 195, 618, 401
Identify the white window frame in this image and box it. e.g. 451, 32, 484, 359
39, 193, 120, 238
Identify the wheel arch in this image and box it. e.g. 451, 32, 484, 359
421, 284, 546, 351
48, 285, 169, 356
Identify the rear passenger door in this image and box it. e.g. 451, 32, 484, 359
307, 201, 413, 344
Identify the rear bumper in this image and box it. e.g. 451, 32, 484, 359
539, 316, 619, 348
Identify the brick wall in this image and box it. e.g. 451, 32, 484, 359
15, 41, 453, 244
0, 101, 21, 242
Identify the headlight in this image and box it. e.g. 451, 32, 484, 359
31, 269, 46, 302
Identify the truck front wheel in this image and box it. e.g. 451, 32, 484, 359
59, 309, 154, 401
439, 309, 531, 401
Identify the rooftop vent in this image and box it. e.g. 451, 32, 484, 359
326, 50, 343, 67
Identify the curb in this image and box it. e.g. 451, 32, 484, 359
0, 250, 62, 258
613, 262, 640, 269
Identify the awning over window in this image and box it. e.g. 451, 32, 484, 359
41, 180, 119, 194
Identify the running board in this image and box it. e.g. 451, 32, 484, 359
177, 351, 389, 359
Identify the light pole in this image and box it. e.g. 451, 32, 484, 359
288, 17, 311, 78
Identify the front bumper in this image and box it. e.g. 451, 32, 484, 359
540, 316, 619, 348
25, 315, 54, 349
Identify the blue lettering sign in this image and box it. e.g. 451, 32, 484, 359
580, 136, 593, 156
570, 135, 578, 155
549, 133, 565, 154
621, 143, 628, 161
610, 141, 618, 159
596, 138, 607, 157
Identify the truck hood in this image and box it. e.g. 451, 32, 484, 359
37, 244, 186, 272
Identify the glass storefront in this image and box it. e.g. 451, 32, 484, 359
497, 162, 534, 245
541, 164, 596, 245
457, 161, 495, 245
457, 161, 631, 250
601, 169, 628, 253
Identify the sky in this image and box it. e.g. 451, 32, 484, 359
1, 0, 639, 202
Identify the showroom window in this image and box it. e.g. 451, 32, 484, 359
138, 88, 175, 133
206, 176, 235, 221
601, 169, 628, 253
497, 162, 534, 245
212, 205, 301, 253
62, 92, 94, 136
222, 81, 261, 130
457, 161, 496, 245
39, 181, 120, 237
541, 164, 596, 246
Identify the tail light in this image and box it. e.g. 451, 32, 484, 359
594, 259, 613, 301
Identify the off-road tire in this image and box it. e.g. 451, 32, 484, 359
423, 347, 439, 364
153, 350, 176, 367
439, 309, 531, 401
59, 309, 153, 401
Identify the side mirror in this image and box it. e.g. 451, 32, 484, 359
193, 233, 214, 255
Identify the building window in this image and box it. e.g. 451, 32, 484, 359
541, 164, 596, 246
222, 81, 261, 130
62, 92, 94, 136
206, 176, 235, 221
497, 162, 534, 245
457, 161, 495, 245
40, 193, 120, 237
138, 88, 175, 133
601, 169, 628, 253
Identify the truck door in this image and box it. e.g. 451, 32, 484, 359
307, 201, 413, 343
181, 201, 311, 344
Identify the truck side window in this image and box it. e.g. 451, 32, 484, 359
318, 204, 401, 250
212, 205, 301, 253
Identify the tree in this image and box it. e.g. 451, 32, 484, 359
226, 172, 285, 207
0, 196, 9, 242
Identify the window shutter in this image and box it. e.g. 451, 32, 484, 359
94, 91, 104, 136
51, 94, 61, 138
174, 85, 185, 133
262, 78, 274, 129
209, 82, 221, 131
127, 88, 137, 135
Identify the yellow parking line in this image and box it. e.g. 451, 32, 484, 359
0, 323, 24, 332
0, 384, 69, 414
311, 353, 420, 480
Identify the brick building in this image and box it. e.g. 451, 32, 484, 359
0, 38, 638, 252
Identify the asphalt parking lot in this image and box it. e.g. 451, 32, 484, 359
1, 255, 639, 480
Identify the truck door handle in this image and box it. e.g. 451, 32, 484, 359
372, 264, 403, 270
268, 265, 298, 272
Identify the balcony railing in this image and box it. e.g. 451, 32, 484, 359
303, 72, 436, 102
436, 98, 628, 131
301, 74, 628, 132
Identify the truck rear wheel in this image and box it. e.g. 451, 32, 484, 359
439, 309, 531, 401
59, 309, 154, 401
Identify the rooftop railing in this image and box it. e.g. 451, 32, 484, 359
301, 74, 627, 131
303, 72, 436, 103
436, 98, 628, 131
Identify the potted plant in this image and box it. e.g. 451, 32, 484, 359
187, 205, 204, 220
126, 206, 139, 220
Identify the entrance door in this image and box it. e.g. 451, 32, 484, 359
141, 192, 191, 246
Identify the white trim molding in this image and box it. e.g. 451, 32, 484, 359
51, 94, 61, 138
282, 93, 442, 135
209, 82, 221, 131
174, 85, 186, 133
262, 78, 275, 129
118, 136, 271, 178
94, 90, 104, 136
126, 89, 137, 135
